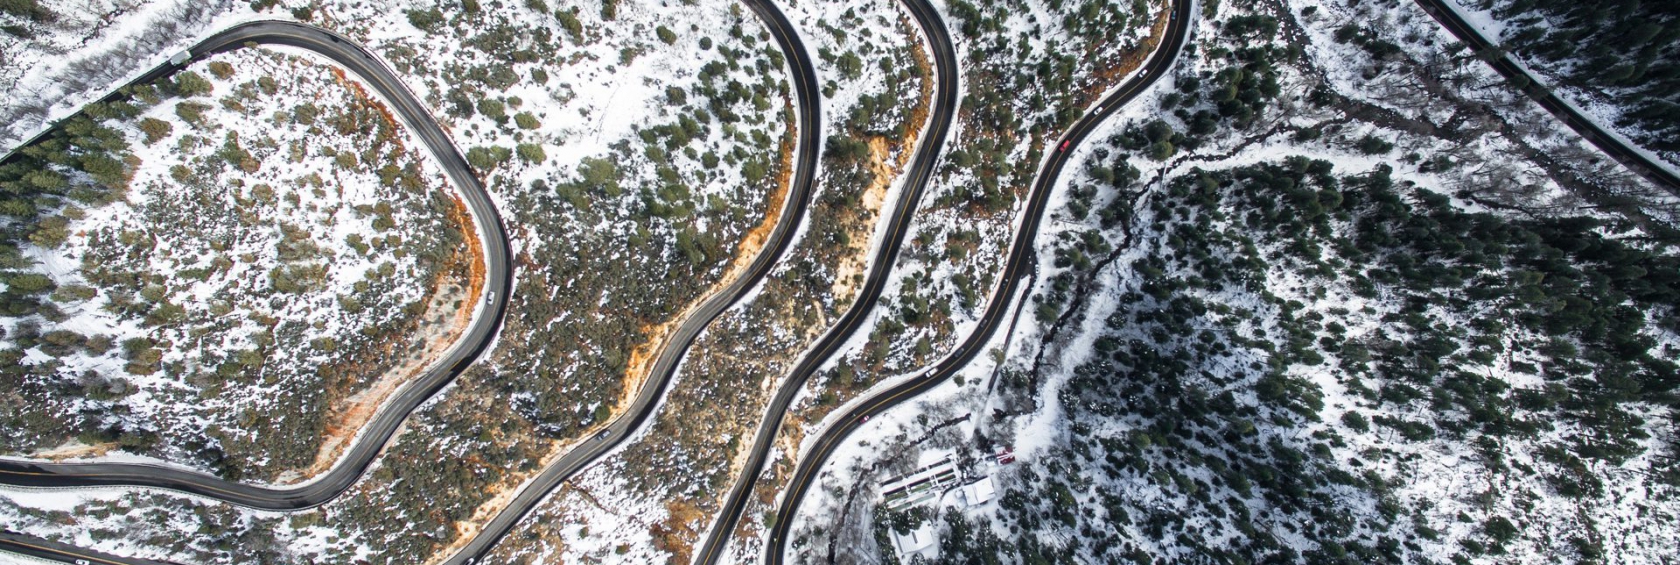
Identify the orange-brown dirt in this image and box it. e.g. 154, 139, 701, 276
428, 98, 800, 565
756, 0, 1175, 533
284, 196, 484, 484
283, 69, 487, 484
649, 18, 944, 558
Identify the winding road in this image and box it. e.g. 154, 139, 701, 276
689, 0, 958, 561
428, 0, 823, 561
0, 3, 823, 564
754, 0, 1194, 560
6, 0, 1680, 562
0, 21, 516, 510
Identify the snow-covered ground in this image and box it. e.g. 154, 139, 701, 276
778, 0, 1168, 461
4, 0, 799, 561
480, 0, 941, 561
1442, 0, 1680, 173
780, 0, 1680, 562
0, 0, 253, 153
5, 0, 1680, 563
1, 46, 469, 482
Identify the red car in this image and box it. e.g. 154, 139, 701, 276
1059, 139, 1071, 152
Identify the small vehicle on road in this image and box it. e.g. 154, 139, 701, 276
1058, 139, 1071, 152
594, 428, 612, 442
859, 414, 871, 423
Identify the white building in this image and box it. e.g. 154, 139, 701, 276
959, 476, 996, 506
890, 521, 939, 561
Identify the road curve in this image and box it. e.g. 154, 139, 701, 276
0, 531, 179, 565
688, 0, 958, 562
0, 3, 823, 564
760, 0, 1194, 561
0, 21, 514, 510
427, 0, 823, 562
1411, 0, 1680, 192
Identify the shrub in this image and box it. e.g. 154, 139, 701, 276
1356, 134, 1393, 154
825, 135, 869, 161
335, 151, 358, 170
477, 98, 507, 122
1340, 411, 1369, 432
514, 112, 541, 129
574, 157, 620, 195
5, 272, 55, 294
466, 146, 512, 171
176, 101, 211, 126
28, 216, 70, 248
406, 8, 444, 31
555, 9, 583, 42
172, 71, 214, 97
656, 25, 677, 45
207, 61, 235, 80
1147, 140, 1175, 161
516, 143, 546, 163
139, 117, 173, 144
836, 51, 864, 80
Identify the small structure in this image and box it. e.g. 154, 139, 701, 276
889, 521, 939, 561
959, 476, 996, 506
880, 456, 959, 511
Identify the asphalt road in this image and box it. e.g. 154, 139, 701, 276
1411, 0, 1680, 192
0, 21, 515, 510
10, 0, 1680, 563
687, 0, 959, 561
427, 0, 822, 561
0, 4, 823, 563
757, 0, 1195, 561
0, 531, 179, 565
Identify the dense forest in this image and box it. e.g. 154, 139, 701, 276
930, 153, 1680, 563
1486, 0, 1680, 155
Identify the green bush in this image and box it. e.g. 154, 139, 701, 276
177, 101, 211, 126
513, 112, 541, 129
4, 272, 55, 294
465, 146, 512, 172
476, 98, 507, 123
406, 8, 444, 31
1356, 134, 1393, 155
207, 61, 235, 80
516, 143, 546, 163
172, 71, 214, 97
555, 9, 584, 42
139, 117, 173, 144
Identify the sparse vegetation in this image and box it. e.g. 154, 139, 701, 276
0, 48, 473, 483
